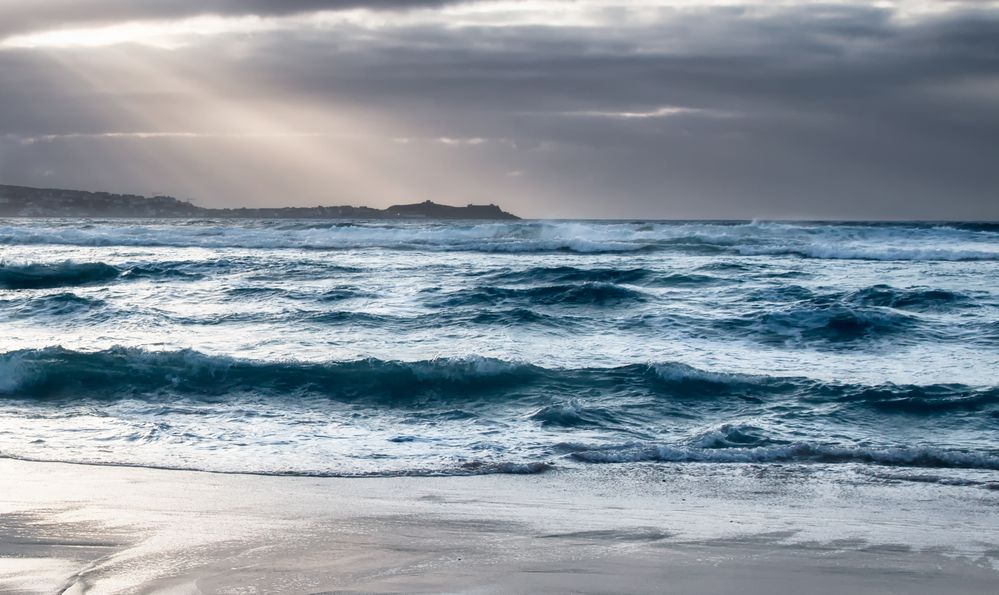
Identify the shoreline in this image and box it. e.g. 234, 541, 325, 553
1, 459, 996, 594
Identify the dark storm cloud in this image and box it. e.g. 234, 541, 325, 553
230, 4, 998, 121
1, 1, 997, 218
214, 4, 999, 218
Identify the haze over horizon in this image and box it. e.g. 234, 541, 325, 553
1, 1, 997, 220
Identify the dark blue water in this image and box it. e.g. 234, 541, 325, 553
0, 219, 997, 478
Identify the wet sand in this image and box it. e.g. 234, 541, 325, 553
0, 458, 996, 594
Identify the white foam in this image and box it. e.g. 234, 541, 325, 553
651, 362, 763, 384
3, 220, 994, 260
411, 355, 532, 380
569, 442, 999, 470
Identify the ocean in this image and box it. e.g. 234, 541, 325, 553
1, 218, 997, 483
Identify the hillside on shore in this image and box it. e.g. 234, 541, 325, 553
0, 184, 519, 220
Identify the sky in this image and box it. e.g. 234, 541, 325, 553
0, 1, 997, 219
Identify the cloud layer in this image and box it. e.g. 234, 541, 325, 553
1, 1, 997, 218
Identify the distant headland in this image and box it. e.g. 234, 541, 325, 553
0, 184, 520, 220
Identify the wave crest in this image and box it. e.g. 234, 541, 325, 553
1, 292, 106, 319
0, 347, 545, 400
567, 442, 999, 471
3, 347, 993, 417
848, 285, 974, 311
729, 305, 918, 345
430, 283, 646, 308
4, 220, 995, 260
0, 261, 119, 289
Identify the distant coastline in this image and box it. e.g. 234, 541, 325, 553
0, 183, 519, 220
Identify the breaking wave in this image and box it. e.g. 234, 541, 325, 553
2, 347, 995, 414
1, 347, 996, 475
566, 442, 999, 471
0, 261, 119, 289
2, 220, 997, 259
0, 347, 544, 401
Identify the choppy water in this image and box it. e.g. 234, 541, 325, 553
1, 218, 997, 480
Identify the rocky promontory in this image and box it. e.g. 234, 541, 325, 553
0, 184, 520, 220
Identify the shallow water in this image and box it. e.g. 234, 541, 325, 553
1, 218, 997, 478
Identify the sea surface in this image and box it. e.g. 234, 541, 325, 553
1, 218, 997, 483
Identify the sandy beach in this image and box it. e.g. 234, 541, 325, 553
0, 458, 995, 594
